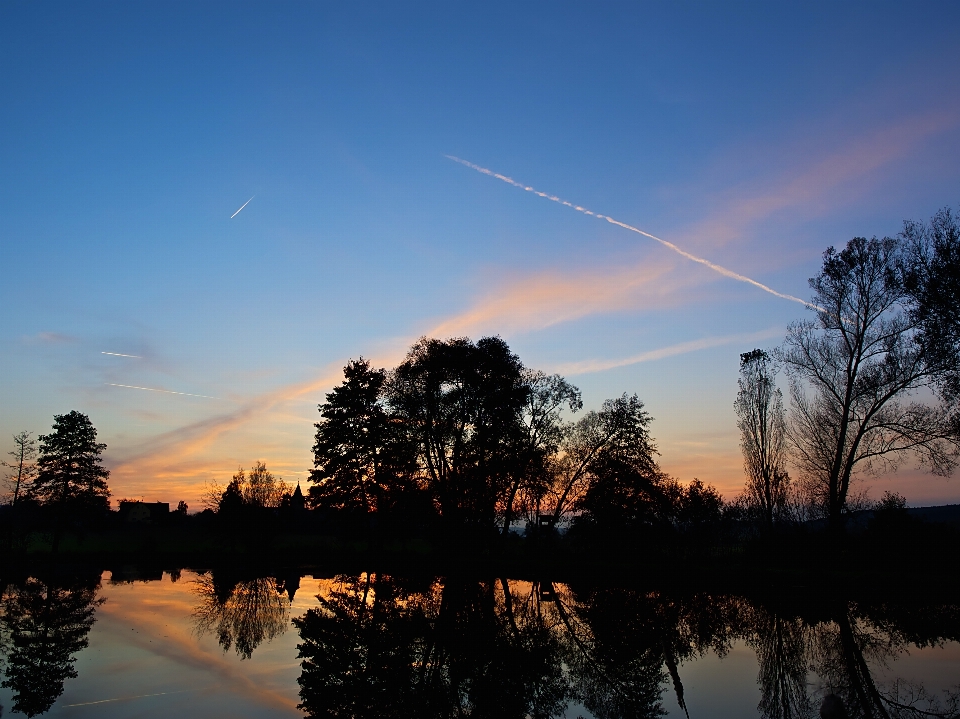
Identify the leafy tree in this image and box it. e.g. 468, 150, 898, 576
243, 461, 289, 508
386, 336, 529, 527
501, 370, 581, 534
2, 430, 37, 506
734, 349, 790, 529
550, 394, 664, 525
1, 575, 103, 717
218, 471, 245, 514
310, 358, 416, 513
32, 411, 110, 513
779, 236, 959, 533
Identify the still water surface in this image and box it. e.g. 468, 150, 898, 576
0, 569, 958, 718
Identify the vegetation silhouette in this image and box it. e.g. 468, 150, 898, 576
735, 349, 791, 531
778, 224, 960, 535
291, 572, 960, 719
0, 571, 103, 717
191, 569, 291, 659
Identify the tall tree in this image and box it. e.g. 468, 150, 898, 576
734, 349, 790, 529
310, 358, 416, 513
1, 576, 103, 717
32, 411, 111, 513
779, 236, 959, 533
2, 430, 38, 506
386, 337, 529, 527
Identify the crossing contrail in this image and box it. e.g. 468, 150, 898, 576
102, 351, 142, 358
446, 155, 813, 308
106, 383, 218, 399
230, 195, 254, 218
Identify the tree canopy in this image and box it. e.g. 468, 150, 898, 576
32, 411, 110, 513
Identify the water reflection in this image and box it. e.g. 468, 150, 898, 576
0, 569, 957, 717
294, 576, 960, 719
0, 572, 103, 717
192, 570, 292, 659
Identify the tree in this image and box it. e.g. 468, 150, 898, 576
734, 349, 790, 530
902, 207, 960, 404
2, 431, 37, 506
1, 575, 103, 717
310, 358, 416, 513
386, 336, 529, 527
243, 461, 288, 508
549, 393, 664, 525
32, 411, 110, 513
501, 370, 581, 534
779, 236, 959, 533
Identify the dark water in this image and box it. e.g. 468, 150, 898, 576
0, 569, 958, 718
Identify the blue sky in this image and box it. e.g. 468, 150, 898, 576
2, 2, 960, 505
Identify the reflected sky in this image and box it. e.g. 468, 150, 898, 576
0, 571, 958, 718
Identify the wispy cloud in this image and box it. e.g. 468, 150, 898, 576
425, 257, 688, 339
552, 327, 783, 376
23, 331, 77, 345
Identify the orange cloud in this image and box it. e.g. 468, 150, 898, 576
425, 256, 686, 339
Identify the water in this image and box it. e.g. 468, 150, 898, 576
1, 568, 958, 718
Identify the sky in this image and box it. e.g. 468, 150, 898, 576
2, 2, 960, 508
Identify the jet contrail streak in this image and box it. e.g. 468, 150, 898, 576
446, 155, 814, 308
230, 195, 254, 218
64, 689, 193, 707
106, 383, 218, 399
102, 351, 142, 358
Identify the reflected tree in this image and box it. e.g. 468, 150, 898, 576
807, 601, 960, 719
192, 572, 290, 659
0, 575, 103, 717
292, 573, 960, 719
748, 607, 813, 719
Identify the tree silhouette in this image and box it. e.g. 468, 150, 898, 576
32, 411, 110, 513
386, 336, 529, 528
0, 575, 103, 717
902, 207, 960, 405
310, 358, 417, 514
2, 431, 37, 506
501, 370, 581, 534
780, 237, 959, 533
735, 349, 790, 530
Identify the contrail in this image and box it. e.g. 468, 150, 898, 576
64, 689, 193, 707
230, 195, 254, 218
102, 351, 142, 358
106, 383, 218, 400
446, 156, 813, 308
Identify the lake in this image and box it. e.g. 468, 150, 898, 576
1, 567, 958, 718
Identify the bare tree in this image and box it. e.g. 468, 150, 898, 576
243, 461, 289, 508
2, 431, 37, 506
735, 350, 790, 530
779, 236, 959, 533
